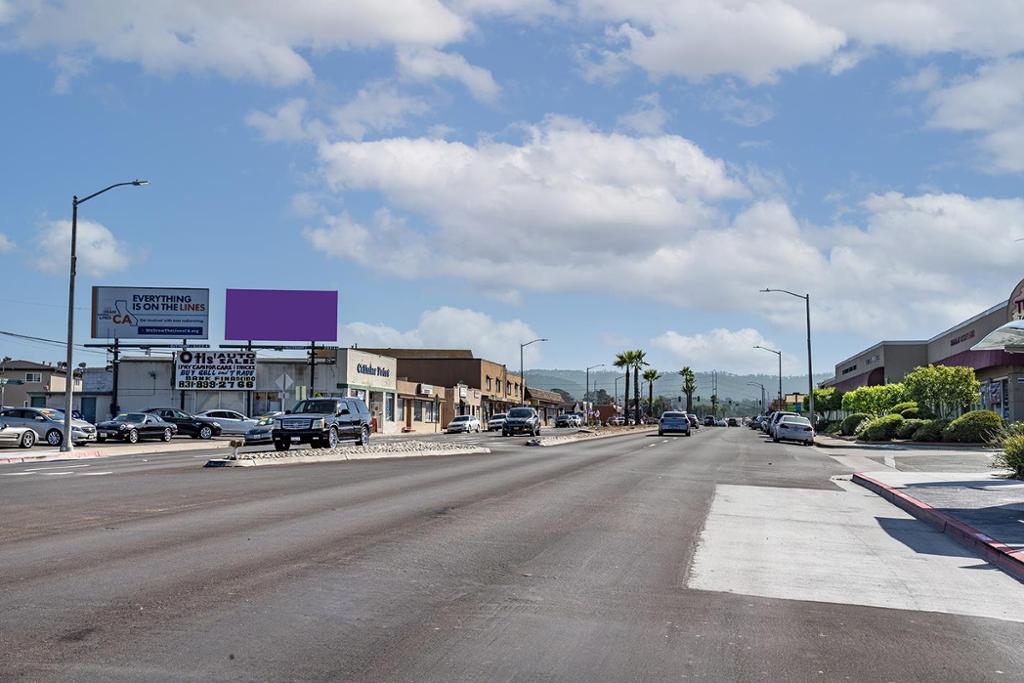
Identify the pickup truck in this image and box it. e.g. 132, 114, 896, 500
272, 398, 371, 451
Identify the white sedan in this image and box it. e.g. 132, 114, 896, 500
197, 409, 258, 436
446, 415, 482, 433
0, 422, 36, 448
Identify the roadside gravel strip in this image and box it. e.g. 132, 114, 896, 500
206, 441, 491, 467
529, 426, 658, 447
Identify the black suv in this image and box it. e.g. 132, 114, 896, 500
272, 398, 371, 451
143, 408, 223, 439
502, 407, 541, 436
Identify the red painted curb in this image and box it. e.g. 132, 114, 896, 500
0, 449, 104, 465
853, 472, 1024, 583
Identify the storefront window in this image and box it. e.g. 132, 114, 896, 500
385, 393, 394, 421
414, 400, 423, 421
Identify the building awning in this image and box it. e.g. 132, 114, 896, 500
972, 320, 1024, 353
525, 387, 562, 405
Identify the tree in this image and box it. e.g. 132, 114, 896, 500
679, 367, 696, 413
631, 349, 647, 424
643, 368, 661, 414
550, 388, 574, 405
651, 395, 672, 415
710, 393, 720, 416
593, 388, 611, 405
903, 364, 981, 418
614, 352, 630, 414
841, 384, 906, 416
804, 387, 842, 417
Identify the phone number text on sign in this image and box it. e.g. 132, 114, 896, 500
175, 351, 257, 391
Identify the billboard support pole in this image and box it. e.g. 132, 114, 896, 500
110, 338, 120, 418
309, 341, 316, 398
246, 341, 254, 417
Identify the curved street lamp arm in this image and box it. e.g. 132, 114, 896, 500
76, 179, 149, 206
760, 287, 807, 300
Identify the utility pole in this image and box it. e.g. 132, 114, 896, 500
761, 288, 815, 425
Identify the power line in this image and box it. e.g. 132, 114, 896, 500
0, 329, 106, 355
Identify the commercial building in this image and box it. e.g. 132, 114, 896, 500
360, 349, 525, 421
1, 359, 81, 409
829, 278, 1024, 421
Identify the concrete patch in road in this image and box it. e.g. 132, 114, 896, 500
687, 482, 1024, 623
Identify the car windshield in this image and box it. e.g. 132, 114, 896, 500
113, 413, 147, 423
781, 417, 811, 426
508, 408, 533, 418
39, 408, 63, 420
291, 400, 338, 414
452, 416, 469, 422
491, 414, 506, 419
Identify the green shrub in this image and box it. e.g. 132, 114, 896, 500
841, 413, 871, 436
820, 420, 842, 436
993, 434, 1024, 479
896, 418, 926, 440
889, 401, 918, 415
899, 407, 920, 419
911, 418, 951, 442
858, 414, 905, 442
942, 410, 1004, 443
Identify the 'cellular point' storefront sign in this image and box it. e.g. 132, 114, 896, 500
92, 287, 209, 339
356, 363, 391, 378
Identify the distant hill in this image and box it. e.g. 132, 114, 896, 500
524, 368, 832, 403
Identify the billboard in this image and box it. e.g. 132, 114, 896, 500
224, 289, 337, 342
175, 350, 256, 391
92, 287, 209, 339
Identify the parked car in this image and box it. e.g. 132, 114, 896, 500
761, 412, 776, 433
244, 412, 283, 445
197, 409, 257, 436
768, 411, 799, 439
96, 412, 177, 443
142, 408, 223, 440
607, 415, 626, 426
555, 413, 577, 428
687, 414, 700, 429
774, 415, 815, 445
749, 416, 764, 430
0, 421, 37, 448
703, 416, 716, 427
658, 411, 691, 437
446, 415, 482, 433
272, 398, 371, 451
727, 417, 739, 427
715, 418, 727, 427
0, 407, 96, 447
487, 413, 508, 431
573, 412, 587, 426
503, 407, 541, 436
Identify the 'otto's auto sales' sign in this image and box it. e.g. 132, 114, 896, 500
92, 286, 209, 339
175, 351, 256, 391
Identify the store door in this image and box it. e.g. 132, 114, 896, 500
81, 397, 97, 423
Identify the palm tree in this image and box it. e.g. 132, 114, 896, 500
631, 349, 647, 425
643, 368, 661, 416
679, 367, 696, 413
613, 352, 630, 418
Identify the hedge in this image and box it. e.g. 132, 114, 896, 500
840, 413, 871, 436
896, 418, 927, 440
911, 418, 951, 442
858, 414, 905, 442
942, 410, 1003, 444
993, 434, 1024, 479
888, 401, 918, 415
899, 407, 920, 419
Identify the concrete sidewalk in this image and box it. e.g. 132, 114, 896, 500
816, 434, 995, 452
853, 469, 1024, 582
0, 438, 230, 465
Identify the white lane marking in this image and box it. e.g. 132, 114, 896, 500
1, 472, 35, 476
647, 443, 657, 448
40, 471, 74, 476
78, 471, 113, 476
23, 464, 90, 471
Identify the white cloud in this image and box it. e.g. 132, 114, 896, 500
926, 59, 1024, 172
703, 84, 775, 127
396, 47, 500, 102
7, 0, 468, 86
34, 219, 137, 277
0, 233, 14, 252
616, 93, 668, 135
303, 209, 430, 277
652, 328, 799, 374
331, 82, 431, 140
246, 98, 318, 142
897, 65, 941, 93
51, 54, 89, 94
341, 306, 541, 366
576, 1, 1024, 84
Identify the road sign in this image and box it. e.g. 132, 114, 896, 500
0, 378, 24, 385
275, 374, 294, 392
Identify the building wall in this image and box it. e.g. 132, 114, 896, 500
0, 361, 79, 408
927, 303, 1007, 364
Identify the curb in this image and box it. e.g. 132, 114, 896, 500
852, 472, 1024, 583
206, 446, 493, 467
817, 440, 995, 452
0, 449, 104, 465
0, 440, 230, 465
534, 427, 660, 448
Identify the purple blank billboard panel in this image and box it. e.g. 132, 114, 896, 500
225, 289, 338, 342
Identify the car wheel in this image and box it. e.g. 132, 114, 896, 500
45, 429, 62, 447
199, 425, 213, 440
772, 436, 779, 443
358, 426, 369, 446
127, 429, 139, 444
19, 431, 35, 449
96, 436, 106, 443
327, 427, 338, 449
502, 430, 509, 437
274, 440, 290, 451
658, 431, 663, 436
162, 428, 173, 442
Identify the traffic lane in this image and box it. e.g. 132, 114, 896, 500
2, 425, 1020, 680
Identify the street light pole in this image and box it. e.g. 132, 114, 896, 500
761, 288, 815, 425
754, 345, 783, 410
61, 180, 148, 452
519, 338, 548, 407
747, 381, 766, 414
585, 363, 604, 425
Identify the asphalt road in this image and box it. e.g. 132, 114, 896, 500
1, 426, 1022, 681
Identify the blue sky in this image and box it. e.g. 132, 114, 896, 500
2, 1, 1024, 384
